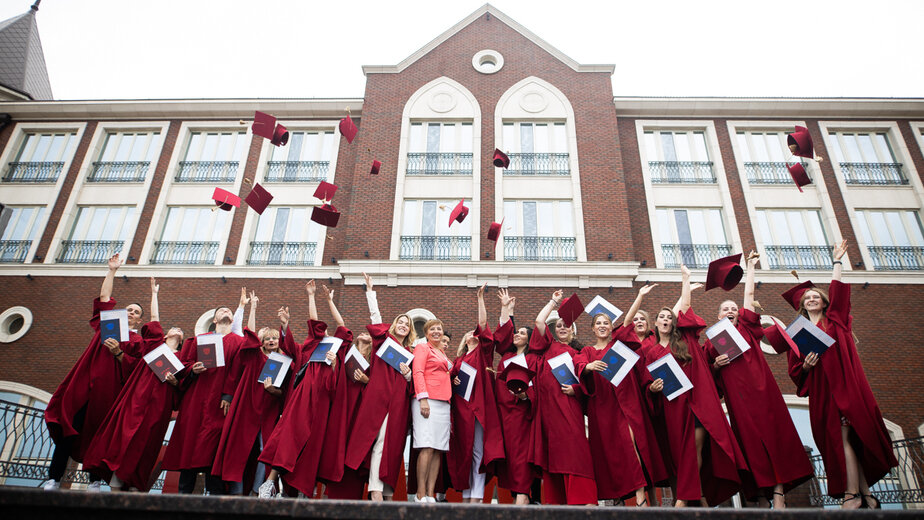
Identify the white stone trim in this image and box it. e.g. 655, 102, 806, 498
472, 50, 504, 74
194, 309, 217, 336
0, 306, 32, 343
0, 264, 342, 279
635, 267, 924, 285
613, 97, 924, 119
0, 381, 52, 405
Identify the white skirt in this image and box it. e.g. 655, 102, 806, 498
411, 398, 450, 451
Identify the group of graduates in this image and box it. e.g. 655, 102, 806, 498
41, 240, 897, 509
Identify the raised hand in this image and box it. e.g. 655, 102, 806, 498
107, 253, 123, 271
239, 287, 250, 307
321, 284, 334, 301
250, 291, 259, 305
690, 283, 704, 292
363, 272, 373, 292
747, 250, 760, 267
151, 277, 159, 294
680, 264, 691, 277
639, 283, 658, 296
497, 288, 512, 307
477, 282, 487, 299
305, 280, 316, 296
278, 306, 289, 327
551, 289, 563, 305
833, 239, 848, 260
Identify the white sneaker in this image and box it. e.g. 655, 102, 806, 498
42, 480, 60, 491
425, 496, 436, 503
258, 479, 277, 499
414, 495, 425, 502
87, 481, 102, 492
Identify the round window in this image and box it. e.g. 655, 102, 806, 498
0, 306, 33, 343
472, 50, 504, 74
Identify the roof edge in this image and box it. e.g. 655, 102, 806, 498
613, 96, 924, 118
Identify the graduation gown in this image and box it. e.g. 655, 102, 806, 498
786, 280, 897, 498
44, 297, 142, 462
704, 308, 814, 496
639, 334, 676, 481
493, 321, 536, 495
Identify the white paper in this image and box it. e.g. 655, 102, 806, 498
646, 354, 694, 401
601, 340, 640, 388
584, 295, 624, 324
503, 352, 528, 369
786, 315, 836, 356
705, 317, 751, 362
259, 351, 293, 387
375, 337, 414, 372
547, 352, 578, 384
100, 309, 130, 342
311, 336, 344, 365
457, 361, 477, 401
345, 345, 370, 372
196, 332, 225, 368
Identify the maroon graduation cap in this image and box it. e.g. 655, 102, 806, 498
339, 116, 358, 144
787, 162, 811, 192
370, 159, 381, 175
763, 321, 798, 355
212, 187, 241, 211
448, 199, 469, 227
787, 126, 815, 159
271, 124, 289, 146
313, 181, 338, 202
782, 280, 816, 310
487, 219, 504, 243
244, 183, 273, 215
493, 148, 510, 168
558, 293, 584, 328
252, 111, 289, 147
311, 204, 341, 228
500, 359, 535, 394
705, 253, 743, 291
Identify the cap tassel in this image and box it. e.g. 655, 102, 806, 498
752, 300, 764, 313
790, 270, 799, 280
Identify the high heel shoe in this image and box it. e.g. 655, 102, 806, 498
771, 491, 786, 509
863, 493, 881, 509
841, 492, 863, 509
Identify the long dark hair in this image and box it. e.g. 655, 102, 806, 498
654, 307, 691, 363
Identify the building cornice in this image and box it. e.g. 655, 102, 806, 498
613, 97, 924, 119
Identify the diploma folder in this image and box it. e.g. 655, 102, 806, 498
196, 333, 225, 368
344, 345, 370, 378
647, 354, 693, 401
705, 317, 750, 362
258, 352, 293, 388
310, 336, 344, 365
598, 340, 640, 388
786, 315, 835, 357
547, 352, 579, 386
454, 361, 477, 401
375, 337, 413, 374
143, 343, 184, 383
584, 295, 624, 324
99, 309, 129, 343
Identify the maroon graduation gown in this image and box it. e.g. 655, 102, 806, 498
786, 280, 897, 498
493, 321, 536, 495
638, 333, 676, 481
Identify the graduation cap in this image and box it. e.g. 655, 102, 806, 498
252, 111, 289, 147
271, 124, 289, 146
782, 280, 816, 310
487, 219, 504, 244
244, 183, 273, 215
558, 293, 584, 328
311, 203, 341, 228
493, 149, 510, 168
787, 162, 811, 192
500, 354, 534, 394
763, 321, 797, 355
448, 199, 469, 227
212, 187, 241, 211
339, 115, 358, 144
787, 126, 822, 161
705, 253, 743, 291
370, 159, 381, 175
313, 181, 338, 202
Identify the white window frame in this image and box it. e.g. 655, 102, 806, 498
0, 205, 46, 263
244, 206, 324, 267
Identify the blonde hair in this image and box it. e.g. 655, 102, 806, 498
457, 331, 474, 357
259, 328, 279, 342
654, 307, 691, 363
388, 314, 418, 348
634, 310, 652, 338
553, 318, 576, 345
798, 287, 830, 320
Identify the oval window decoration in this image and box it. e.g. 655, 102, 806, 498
472, 50, 504, 74
0, 306, 33, 343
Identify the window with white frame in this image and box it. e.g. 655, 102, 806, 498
735, 131, 810, 185
755, 209, 831, 270
0, 206, 45, 263
644, 130, 714, 183
176, 131, 247, 183
0, 388, 51, 487
501, 122, 569, 175
265, 131, 335, 182
502, 200, 575, 261
828, 131, 906, 185
656, 207, 729, 268
152, 207, 228, 265
59, 206, 136, 264
3, 132, 78, 183
88, 131, 162, 182
854, 209, 924, 270
400, 200, 472, 260
247, 207, 321, 265
407, 122, 474, 175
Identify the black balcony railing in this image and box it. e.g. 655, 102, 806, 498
399, 236, 471, 261
150, 241, 220, 265
648, 161, 716, 183
3, 162, 64, 183
406, 153, 473, 176
264, 161, 329, 182
174, 161, 238, 183
744, 161, 811, 185
867, 246, 924, 270
504, 153, 570, 176
763, 245, 833, 270
0, 240, 32, 263
247, 241, 317, 265
840, 162, 908, 185
503, 236, 577, 261
87, 161, 149, 182
661, 243, 732, 268
57, 240, 123, 264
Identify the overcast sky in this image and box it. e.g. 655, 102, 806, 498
3, 0, 922, 100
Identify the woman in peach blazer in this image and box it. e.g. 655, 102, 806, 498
411, 318, 452, 502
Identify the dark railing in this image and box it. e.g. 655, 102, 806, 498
174, 161, 238, 183
744, 161, 811, 185
399, 236, 471, 261
504, 153, 570, 176
649, 161, 716, 183
503, 236, 577, 261
57, 240, 123, 264
3, 162, 64, 183
150, 241, 220, 265
87, 161, 149, 182
264, 161, 329, 182
247, 242, 317, 265
406, 153, 473, 176
661, 243, 732, 268
0, 240, 32, 263
840, 162, 908, 185
763, 245, 834, 270
867, 246, 924, 271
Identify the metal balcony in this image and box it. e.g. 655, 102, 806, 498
648, 161, 716, 183
150, 241, 220, 264
247, 241, 317, 265
174, 161, 238, 183
661, 243, 731, 268
264, 161, 329, 182
406, 153, 473, 176
87, 161, 149, 182
763, 245, 833, 270
57, 240, 124, 264
503, 153, 570, 176
744, 161, 811, 185
0, 240, 32, 263
399, 236, 471, 261
503, 236, 577, 261
3, 162, 64, 183
840, 162, 908, 185
867, 246, 924, 270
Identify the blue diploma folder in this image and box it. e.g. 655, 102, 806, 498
650, 363, 683, 397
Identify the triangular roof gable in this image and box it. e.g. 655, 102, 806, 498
362, 4, 614, 75
0, 7, 53, 100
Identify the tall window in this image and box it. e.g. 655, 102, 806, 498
643, 130, 714, 183
407, 122, 473, 175
152, 207, 228, 264
0, 206, 45, 263
265, 131, 335, 182
175, 131, 247, 182
88, 131, 161, 182
854, 209, 924, 270
0, 390, 50, 487
755, 209, 831, 269
3, 132, 78, 183
400, 200, 472, 260
657, 207, 729, 268
248, 207, 321, 265
59, 206, 136, 263
501, 122, 568, 175
736, 131, 810, 185
828, 132, 906, 185
502, 200, 575, 261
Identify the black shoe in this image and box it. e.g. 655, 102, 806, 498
863, 494, 881, 509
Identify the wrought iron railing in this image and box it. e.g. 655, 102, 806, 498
744, 161, 811, 185
174, 161, 238, 183
264, 161, 329, 182
3, 162, 64, 183
867, 246, 924, 271
503, 236, 577, 261
87, 161, 149, 182
150, 241, 220, 265
763, 245, 833, 270
504, 153, 570, 175
247, 241, 316, 265
840, 162, 908, 185
406, 153, 473, 176
661, 243, 731, 268
57, 240, 123, 264
649, 161, 716, 183
399, 236, 471, 261
0, 240, 32, 263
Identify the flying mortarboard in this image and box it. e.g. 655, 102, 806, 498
370, 160, 381, 175
313, 181, 338, 202
705, 253, 743, 291
787, 126, 823, 162
243, 183, 273, 214
339, 116, 358, 144
448, 199, 469, 227
311, 204, 341, 228
251, 111, 289, 147
493, 148, 510, 168
557, 293, 585, 328
787, 162, 811, 192
212, 187, 241, 211
763, 321, 798, 355
487, 219, 504, 243
500, 354, 535, 394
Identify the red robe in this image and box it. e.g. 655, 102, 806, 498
344, 324, 413, 491
643, 309, 747, 505
573, 325, 670, 500
493, 321, 536, 495
703, 308, 814, 496
639, 334, 676, 481
161, 328, 260, 470
44, 298, 142, 462
82, 322, 182, 491
447, 324, 505, 492
786, 280, 897, 498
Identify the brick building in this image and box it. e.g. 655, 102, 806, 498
0, 3, 923, 490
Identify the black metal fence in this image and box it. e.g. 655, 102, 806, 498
150, 241, 220, 265
762, 245, 833, 270
0, 240, 32, 263
247, 242, 317, 265
503, 236, 577, 261
174, 161, 238, 183
867, 246, 924, 271
399, 236, 471, 261
264, 161, 329, 182
648, 161, 716, 183
744, 161, 811, 185
3, 162, 64, 183
503, 153, 569, 176
840, 162, 908, 185
57, 241, 123, 264
661, 243, 731, 268
87, 162, 149, 182
406, 153, 473, 175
